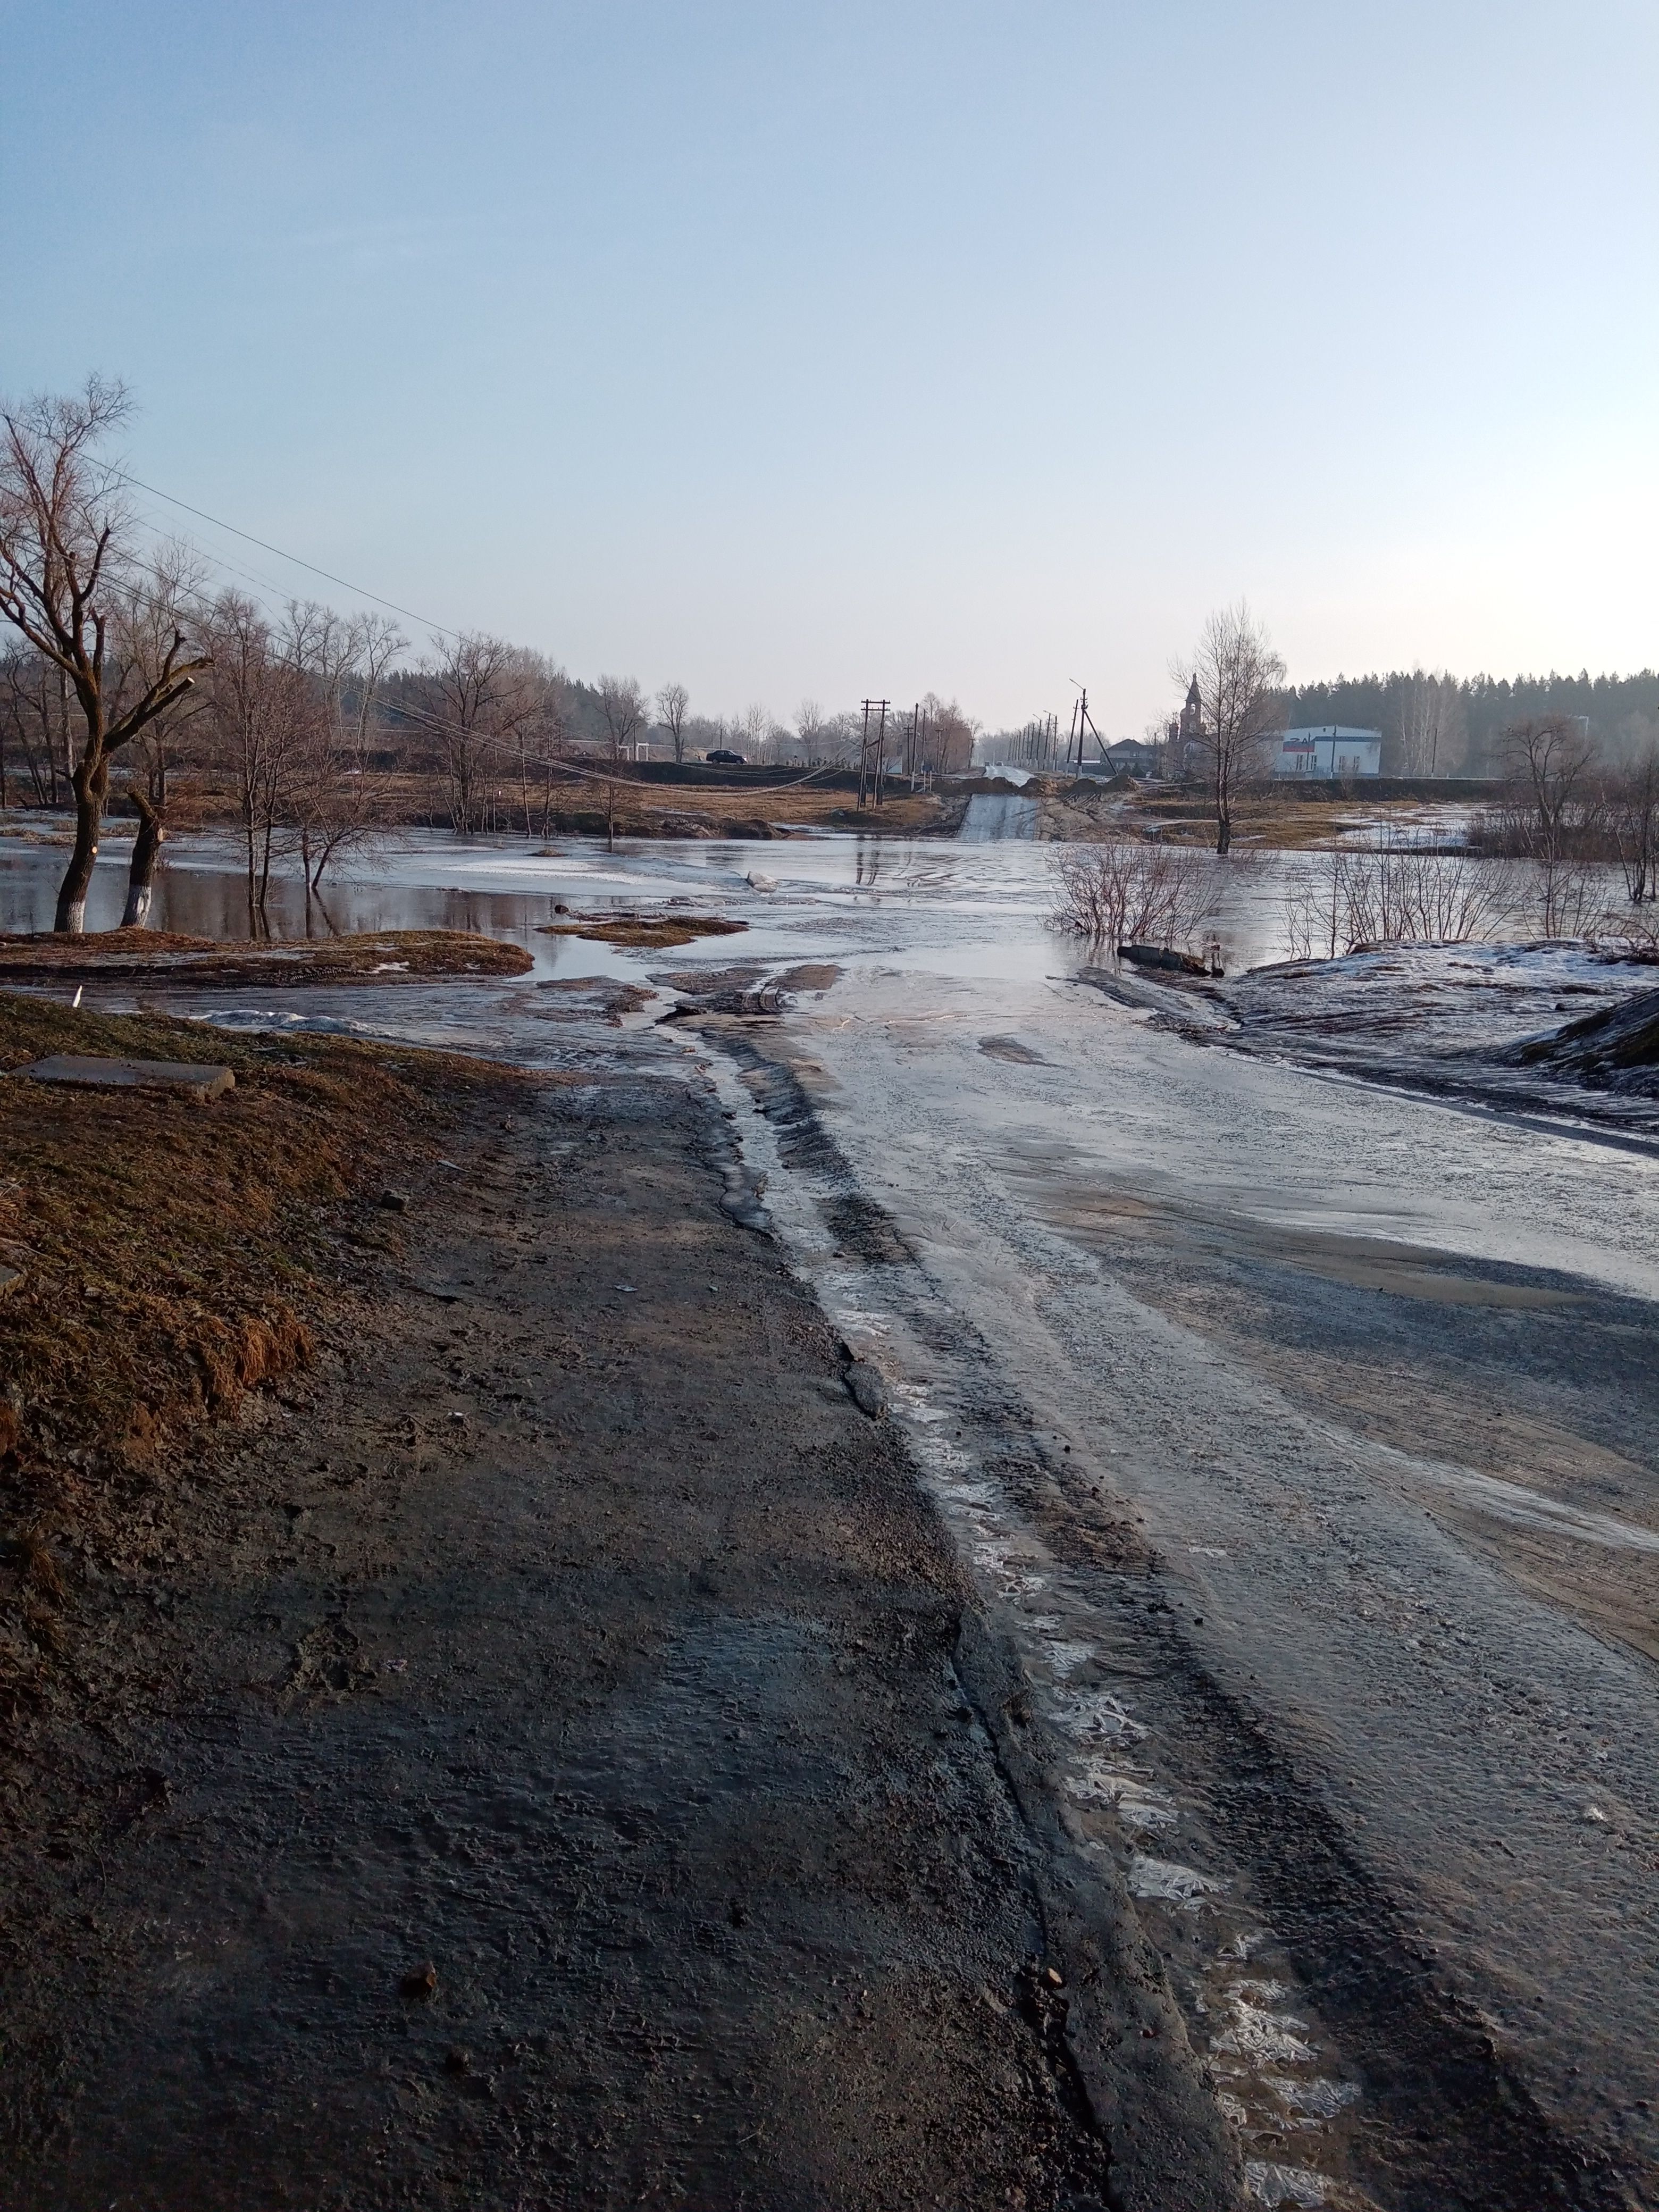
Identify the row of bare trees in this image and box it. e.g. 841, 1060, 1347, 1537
1283, 845, 1522, 960
1470, 716, 1659, 908
203, 593, 407, 915
658, 693, 978, 775
0, 379, 421, 930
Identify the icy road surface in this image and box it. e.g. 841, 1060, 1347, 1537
697, 960, 1659, 2207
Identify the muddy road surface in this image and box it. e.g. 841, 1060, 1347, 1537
2, 1068, 1234, 2212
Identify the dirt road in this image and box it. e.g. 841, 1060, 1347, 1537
1, 1066, 1234, 2211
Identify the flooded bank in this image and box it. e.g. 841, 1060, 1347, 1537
0, 820, 1303, 985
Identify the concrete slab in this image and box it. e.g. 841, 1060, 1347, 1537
14, 1055, 236, 1101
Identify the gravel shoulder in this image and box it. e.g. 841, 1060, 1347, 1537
0, 1058, 1234, 2210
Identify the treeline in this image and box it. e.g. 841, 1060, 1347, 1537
1282, 668, 1659, 776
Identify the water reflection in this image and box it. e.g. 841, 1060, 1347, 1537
1, 823, 1305, 982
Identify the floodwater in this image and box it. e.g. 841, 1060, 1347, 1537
6, 820, 1657, 2202
0, 817, 1296, 982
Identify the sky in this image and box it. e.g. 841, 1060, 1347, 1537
4, 1, 1656, 735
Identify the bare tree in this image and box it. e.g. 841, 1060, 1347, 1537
728, 702, 767, 761
501, 655, 574, 836
292, 736, 384, 902
1497, 716, 1597, 866
596, 676, 647, 850
0, 377, 209, 931
656, 681, 689, 765
919, 693, 977, 777
1172, 604, 1286, 854
353, 613, 407, 758
1051, 840, 1222, 951
1608, 743, 1659, 904
795, 699, 828, 762
204, 593, 311, 921
280, 599, 401, 896
1396, 668, 1465, 777
598, 675, 647, 763
0, 641, 71, 808
424, 631, 544, 834
1492, 714, 1600, 934
109, 540, 211, 925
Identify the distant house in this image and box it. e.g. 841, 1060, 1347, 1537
1272, 726, 1382, 777
1100, 738, 1159, 777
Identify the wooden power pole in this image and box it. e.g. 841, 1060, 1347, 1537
858, 698, 890, 810
1070, 685, 1100, 774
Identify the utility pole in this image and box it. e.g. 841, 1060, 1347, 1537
858, 698, 890, 810
1069, 684, 1100, 774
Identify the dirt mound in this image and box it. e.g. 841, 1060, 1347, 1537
540, 911, 748, 949
1514, 985, 1659, 1083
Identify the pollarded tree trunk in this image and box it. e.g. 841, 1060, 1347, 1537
121, 790, 165, 928
54, 754, 108, 934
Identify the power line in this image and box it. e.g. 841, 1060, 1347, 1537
18, 482, 867, 806
112, 471, 464, 641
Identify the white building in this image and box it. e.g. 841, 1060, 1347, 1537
1272, 726, 1382, 777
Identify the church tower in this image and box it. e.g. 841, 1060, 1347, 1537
1178, 677, 1203, 743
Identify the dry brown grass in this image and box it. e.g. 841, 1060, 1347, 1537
0, 992, 524, 1716
0, 993, 514, 1467
539, 913, 748, 949
0, 928, 531, 986
537, 785, 950, 839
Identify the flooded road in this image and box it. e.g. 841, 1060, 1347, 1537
6, 823, 1656, 2206
722, 965, 1658, 2208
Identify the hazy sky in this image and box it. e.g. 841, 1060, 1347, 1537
5, 1, 1655, 733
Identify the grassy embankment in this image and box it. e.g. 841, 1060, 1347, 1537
2, 770, 954, 841
535, 782, 950, 838
1003, 778, 1475, 850
0, 928, 532, 986
0, 987, 524, 1722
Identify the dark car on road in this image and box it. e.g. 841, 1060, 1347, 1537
705, 749, 747, 765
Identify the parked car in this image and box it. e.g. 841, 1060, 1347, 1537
705, 749, 747, 765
